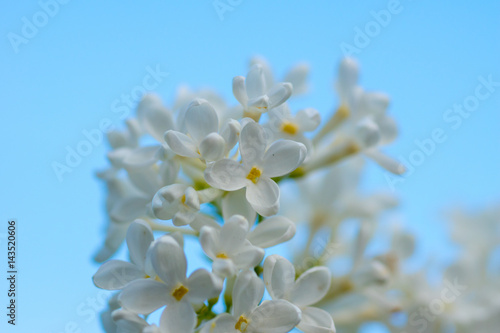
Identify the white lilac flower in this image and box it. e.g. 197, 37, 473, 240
265, 103, 320, 161
233, 64, 293, 119
94, 220, 155, 290
165, 98, 239, 162
152, 184, 200, 226
119, 235, 223, 333
200, 270, 301, 333
250, 56, 310, 96
205, 121, 307, 216
111, 308, 161, 333
334, 58, 403, 174
264, 255, 335, 333
199, 215, 296, 276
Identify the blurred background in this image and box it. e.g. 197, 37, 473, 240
1, 1, 499, 332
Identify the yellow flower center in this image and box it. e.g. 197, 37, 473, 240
216, 253, 229, 259
281, 121, 299, 135
235, 315, 249, 332
172, 285, 189, 301
246, 167, 262, 184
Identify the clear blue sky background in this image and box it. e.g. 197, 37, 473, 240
1, 1, 499, 332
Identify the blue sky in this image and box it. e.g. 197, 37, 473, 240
1, 1, 499, 332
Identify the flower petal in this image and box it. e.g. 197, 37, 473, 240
248, 300, 301, 333
151, 235, 187, 285
199, 226, 220, 259
263, 255, 295, 300
199, 132, 226, 161
246, 64, 267, 99
231, 242, 265, 269
93, 260, 144, 290
187, 269, 223, 303
185, 98, 219, 143
233, 75, 248, 107
239, 122, 267, 166
160, 300, 196, 333
200, 313, 237, 333
295, 108, 321, 132
222, 189, 257, 225
262, 140, 307, 178
119, 279, 169, 314
289, 267, 331, 307
297, 306, 336, 333
137, 94, 174, 142
248, 216, 296, 248
123, 145, 161, 170
164, 130, 199, 158
127, 219, 154, 269
267, 82, 293, 109
232, 270, 265, 318
220, 215, 250, 254
204, 159, 247, 191
284, 63, 309, 96
245, 178, 280, 217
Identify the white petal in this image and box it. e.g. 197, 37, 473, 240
127, 219, 154, 269
200, 132, 226, 161
354, 118, 380, 148
233, 76, 248, 107
221, 118, 241, 151
160, 300, 196, 333
364, 149, 406, 175
164, 130, 199, 158
199, 226, 220, 259
248, 216, 296, 249
112, 309, 149, 332
110, 196, 150, 223
222, 189, 257, 225
336, 58, 358, 100
360, 92, 390, 117
200, 313, 237, 333
245, 178, 280, 217
93, 260, 144, 290
289, 267, 331, 307
189, 214, 221, 232
263, 255, 295, 300
152, 184, 187, 220
187, 269, 223, 303
248, 300, 301, 333
239, 122, 267, 166
284, 63, 309, 95
220, 215, 249, 254
137, 94, 174, 142
212, 258, 237, 277
123, 145, 161, 170
127, 166, 161, 195
267, 82, 293, 109
232, 270, 265, 318
204, 159, 247, 191
185, 98, 219, 143
151, 235, 187, 285
231, 242, 265, 269
172, 209, 197, 226
119, 279, 169, 313
295, 108, 321, 132
246, 64, 267, 99
297, 306, 336, 333
262, 140, 307, 178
